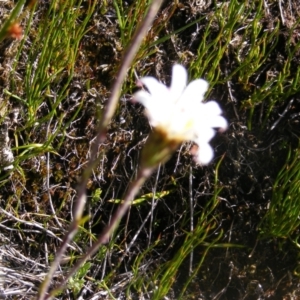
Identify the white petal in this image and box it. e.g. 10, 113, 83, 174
203, 101, 222, 115
194, 126, 215, 143
195, 143, 214, 165
140, 76, 169, 98
133, 90, 152, 106
209, 115, 228, 130
170, 64, 187, 98
180, 79, 209, 105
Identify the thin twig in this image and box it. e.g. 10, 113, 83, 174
0, 209, 75, 249
188, 166, 194, 276
278, 0, 285, 25
148, 164, 161, 247
270, 98, 294, 130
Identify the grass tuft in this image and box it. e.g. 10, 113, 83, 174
259, 143, 300, 243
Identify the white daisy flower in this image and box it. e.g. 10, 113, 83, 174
133, 64, 227, 166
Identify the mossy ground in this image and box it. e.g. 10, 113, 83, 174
0, 0, 300, 299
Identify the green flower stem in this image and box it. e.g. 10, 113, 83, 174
141, 130, 180, 169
